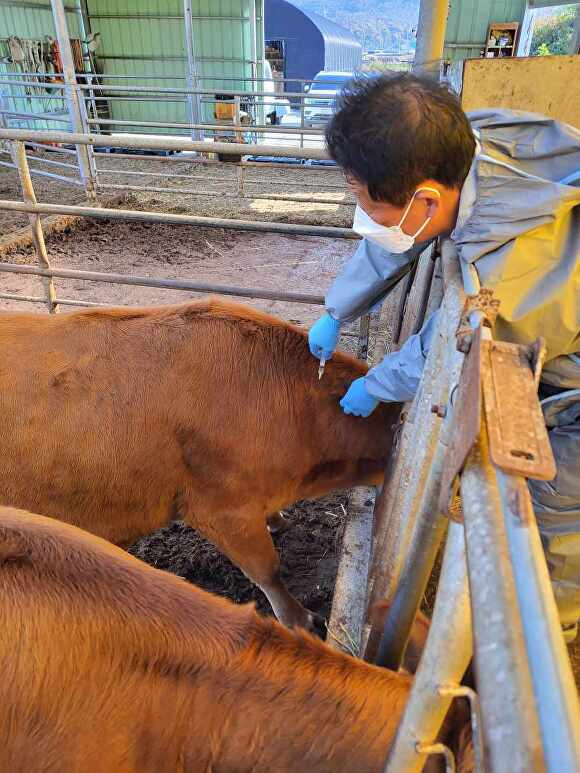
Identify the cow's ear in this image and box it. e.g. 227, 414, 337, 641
0, 531, 32, 567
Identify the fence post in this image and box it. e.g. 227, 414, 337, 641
234, 96, 242, 144
12, 141, 58, 313
383, 519, 473, 772
236, 164, 245, 198
248, 0, 258, 93
183, 0, 202, 141
461, 379, 580, 770
50, 0, 98, 201
364, 242, 465, 665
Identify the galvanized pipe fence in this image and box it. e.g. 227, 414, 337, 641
0, 70, 336, 139
0, 0, 374, 204
360, 241, 580, 772
0, 89, 350, 207
0, 131, 359, 316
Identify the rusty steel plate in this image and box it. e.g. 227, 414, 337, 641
481, 340, 556, 481
439, 325, 483, 517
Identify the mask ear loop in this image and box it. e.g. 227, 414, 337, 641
398, 186, 441, 238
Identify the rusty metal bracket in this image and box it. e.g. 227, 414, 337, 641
481, 338, 555, 481
439, 330, 555, 517
456, 288, 501, 354
439, 325, 483, 519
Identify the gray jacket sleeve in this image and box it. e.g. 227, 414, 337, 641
364, 311, 439, 402
325, 238, 425, 323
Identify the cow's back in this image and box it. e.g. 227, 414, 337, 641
0, 508, 472, 773
0, 300, 393, 546
0, 305, 195, 542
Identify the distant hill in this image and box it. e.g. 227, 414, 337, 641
289, 0, 419, 50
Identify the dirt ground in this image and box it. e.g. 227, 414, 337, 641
130, 496, 349, 620
0, 212, 357, 330
0, 148, 355, 234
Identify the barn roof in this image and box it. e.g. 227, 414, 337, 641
265, 0, 362, 79
295, 6, 362, 52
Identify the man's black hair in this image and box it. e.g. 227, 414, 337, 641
325, 73, 476, 207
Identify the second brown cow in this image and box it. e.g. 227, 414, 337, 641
0, 298, 399, 628
0, 507, 472, 773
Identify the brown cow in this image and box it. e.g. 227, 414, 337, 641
0, 298, 399, 630
0, 507, 471, 773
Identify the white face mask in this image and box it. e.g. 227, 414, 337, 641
352, 187, 440, 253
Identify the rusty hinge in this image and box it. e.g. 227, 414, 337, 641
439, 324, 483, 520
439, 328, 556, 517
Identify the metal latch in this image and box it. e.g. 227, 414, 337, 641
439, 312, 556, 517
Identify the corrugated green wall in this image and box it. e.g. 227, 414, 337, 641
0, 0, 80, 130
444, 0, 527, 62
0, 0, 264, 133
86, 0, 264, 131
85, 0, 189, 129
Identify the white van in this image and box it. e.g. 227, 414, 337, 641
303, 71, 357, 126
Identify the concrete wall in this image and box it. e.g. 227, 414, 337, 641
455, 55, 580, 127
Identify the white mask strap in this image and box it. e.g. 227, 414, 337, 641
398, 186, 441, 237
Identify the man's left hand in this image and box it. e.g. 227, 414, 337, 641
340, 377, 379, 417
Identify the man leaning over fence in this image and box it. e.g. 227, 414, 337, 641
307, 74, 580, 641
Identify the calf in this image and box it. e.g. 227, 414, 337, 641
0, 298, 399, 629
0, 507, 471, 773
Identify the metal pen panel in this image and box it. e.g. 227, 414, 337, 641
384, 519, 473, 773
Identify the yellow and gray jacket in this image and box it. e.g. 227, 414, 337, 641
325, 109, 580, 401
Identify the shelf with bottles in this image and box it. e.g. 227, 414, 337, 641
483, 22, 519, 59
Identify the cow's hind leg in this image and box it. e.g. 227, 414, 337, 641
194, 509, 318, 632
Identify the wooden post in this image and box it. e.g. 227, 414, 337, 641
237, 164, 245, 197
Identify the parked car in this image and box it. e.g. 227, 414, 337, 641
303, 71, 358, 126
263, 60, 292, 125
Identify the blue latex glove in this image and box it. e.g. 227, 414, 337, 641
308, 313, 341, 360
340, 377, 380, 418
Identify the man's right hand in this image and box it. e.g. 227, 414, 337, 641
308, 313, 341, 360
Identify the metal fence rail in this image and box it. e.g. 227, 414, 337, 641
0, 261, 326, 306
0, 141, 348, 209
0, 198, 357, 239
0, 127, 329, 159
0, 71, 334, 139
